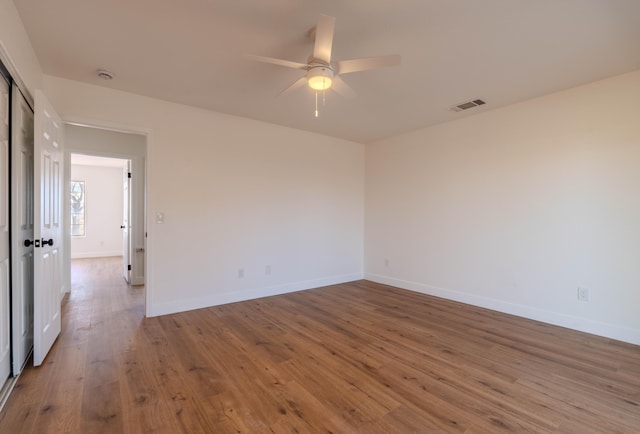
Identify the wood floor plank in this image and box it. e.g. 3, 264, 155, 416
0, 356, 52, 432
80, 380, 124, 433
118, 350, 183, 434
31, 378, 83, 433
136, 317, 221, 433
1, 258, 639, 433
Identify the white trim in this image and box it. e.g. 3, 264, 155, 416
365, 273, 640, 346
63, 116, 151, 138
0, 42, 33, 106
148, 272, 365, 317
71, 251, 123, 259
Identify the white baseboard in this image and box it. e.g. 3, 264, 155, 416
148, 272, 365, 317
365, 273, 640, 346
71, 251, 123, 259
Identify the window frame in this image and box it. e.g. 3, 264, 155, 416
70, 180, 86, 237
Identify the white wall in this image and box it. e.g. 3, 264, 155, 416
0, 0, 42, 96
70, 164, 123, 259
366, 70, 640, 344
43, 75, 365, 316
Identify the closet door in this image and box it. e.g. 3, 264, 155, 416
0, 70, 10, 382
11, 83, 35, 374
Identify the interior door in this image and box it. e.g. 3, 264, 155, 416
122, 162, 130, 282
0, 67, 10, 382
33, 90, 64, 366
11, 83, 35, 374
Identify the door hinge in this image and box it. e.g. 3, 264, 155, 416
128, 264, 132, 271
128, 172, 132, 178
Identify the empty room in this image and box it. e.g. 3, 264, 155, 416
0, 1, 639, 432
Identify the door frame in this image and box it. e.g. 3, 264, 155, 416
62, 120, 148, 314
0, 55, 12, 396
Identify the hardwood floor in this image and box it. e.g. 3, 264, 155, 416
0, 257, 639, 433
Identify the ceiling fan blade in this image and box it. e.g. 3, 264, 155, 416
246, 54, 308, 71
331, 76, 356, 99
336, 54, 401, 75
312, 15, 336, 64
278, 75, 308, 97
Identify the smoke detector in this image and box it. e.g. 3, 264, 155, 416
97, 69, 114, 80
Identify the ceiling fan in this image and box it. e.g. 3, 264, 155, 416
248, 15, 401, 100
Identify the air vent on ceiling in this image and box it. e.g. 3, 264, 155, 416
450, 99, 486, 112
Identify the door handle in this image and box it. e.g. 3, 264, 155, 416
120, 225, 126, 229
24, 239, 34, 247
41, 238, 54, 247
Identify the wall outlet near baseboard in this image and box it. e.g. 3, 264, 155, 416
238, 268, 244, 278
577, 287, 589, 302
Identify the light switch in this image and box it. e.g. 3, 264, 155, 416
156, 212, 165, 224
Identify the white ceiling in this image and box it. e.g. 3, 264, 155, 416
14, 0, 640, 143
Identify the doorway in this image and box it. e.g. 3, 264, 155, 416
63, 124, 146, 308
69, 154, 130, 284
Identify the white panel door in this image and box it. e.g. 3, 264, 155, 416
122, 163, 130, 282
33, 90, 63, 366
11, 83, 34, 374
0, 73, 10, 382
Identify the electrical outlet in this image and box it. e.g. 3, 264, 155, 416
384, 258, 389, 268
238, 268, 244, 278
265, 265, 271, 275
577, 287, 589, 302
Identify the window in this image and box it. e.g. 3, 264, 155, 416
70, 181, 85, 237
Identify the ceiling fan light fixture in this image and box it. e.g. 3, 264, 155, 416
307, 66, 333, 91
